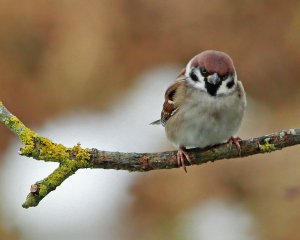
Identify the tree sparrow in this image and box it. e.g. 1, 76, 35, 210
151, 50, 247, 172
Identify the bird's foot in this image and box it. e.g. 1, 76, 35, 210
227, 136, 242, 155
177, 147, 192, 173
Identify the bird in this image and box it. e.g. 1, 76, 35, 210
151, 50, 247, 172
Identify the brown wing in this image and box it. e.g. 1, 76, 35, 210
160, 69, 186, 126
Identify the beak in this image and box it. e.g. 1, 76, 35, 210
207, 73, 220, 85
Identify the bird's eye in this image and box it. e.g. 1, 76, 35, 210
220, 74, 228, 81
190, 71, 198, 81
200, 68, 209, 77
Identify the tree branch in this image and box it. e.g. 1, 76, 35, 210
0, 101, 299, 208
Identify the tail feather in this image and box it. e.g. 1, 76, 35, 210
149, 119, 161, 125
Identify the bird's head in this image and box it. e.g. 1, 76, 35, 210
185, 50, 237, 96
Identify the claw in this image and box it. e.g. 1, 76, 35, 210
227, 136, 242, 155
177, 147, 192, 173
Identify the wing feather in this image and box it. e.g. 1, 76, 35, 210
160, 69, 186, 126
150, 68, 186, 126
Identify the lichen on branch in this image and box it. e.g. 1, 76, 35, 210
0, 102, 299, 208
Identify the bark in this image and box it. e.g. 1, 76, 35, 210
0, 102, 299, 208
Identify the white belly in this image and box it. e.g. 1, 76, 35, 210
165, 86, 246, 148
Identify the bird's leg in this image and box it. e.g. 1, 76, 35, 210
227, 136, 242, 155
177, 146, 192, 173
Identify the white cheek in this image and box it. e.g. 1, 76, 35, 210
186, 76, 206, 91
217, 77, 236, 95
218, 82, 229, 95
185, 62, 207, 92
193, 79, 206, 90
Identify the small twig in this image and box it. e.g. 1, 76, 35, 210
0, 101, 299, 208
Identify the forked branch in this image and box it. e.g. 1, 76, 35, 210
0, 102, 299, 208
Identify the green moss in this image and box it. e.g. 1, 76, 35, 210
4, 113, 91, 166
37, 137, 70, 162
258, 137, 276, 153
22, 160, 84, 208
3, 115, 70, 162
22, 193, 40, 208
73, 143, 89, 160
5, 116, 25, 134
30, 140, 91, 165
2, 104, 95, 208
38, 184, 48, 197
19, 134, 69, 163
37, 161, 80, 197
3, 115, 37, 154
20, 128, 38, 155
20, 135, 92, 169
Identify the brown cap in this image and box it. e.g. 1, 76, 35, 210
190, 50, 235, 76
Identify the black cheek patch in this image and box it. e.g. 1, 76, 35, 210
226, 80, 234, 89
190, 71, 198, 81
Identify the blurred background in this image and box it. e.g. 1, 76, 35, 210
0, 0, 300, 239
